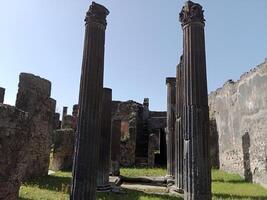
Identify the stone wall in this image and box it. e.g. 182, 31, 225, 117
16, 73, 56, 179
0, 104, 30, 200
209, 59, 267, 187
49, 129, 75, 171
112, 100, 142, 166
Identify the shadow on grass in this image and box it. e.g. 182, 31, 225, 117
213, 194, 267, 200
213, 179, 248, 184
97, 188, 182, 200
23, 174, 71, 193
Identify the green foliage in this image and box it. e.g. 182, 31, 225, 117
19, 169, 267, 200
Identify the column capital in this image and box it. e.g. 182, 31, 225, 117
85, 2, 109, 27
179, 1, 205, 26
166, 77, 176, 86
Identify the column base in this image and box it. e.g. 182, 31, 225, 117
165, 175, 175, 186
169, 185, 184, 194
184, 192, 211, 200
96, 184, 112, 192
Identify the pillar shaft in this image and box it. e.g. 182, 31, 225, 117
110, 119, 121, 176
179, 1, 211, 199
97, 88, 112, 191
0, 87, 5, 103
166, 77, 176, 178
61, 107, 68, 129
71, 2, 109, 200
175, 56, 184, 190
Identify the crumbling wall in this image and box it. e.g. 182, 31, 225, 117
112, 100, 142, 166
16, 73, 56, 179
209, 60, 267, 187
0, 104, 30, 200
49, 129, 75, 171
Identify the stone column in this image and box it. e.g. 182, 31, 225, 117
97, 88, 112, 191
110, 119, 121, 176
175, 56, 184, 191
179, 1, 211, 199
15, 73, 56, 179
166, 77, 176, 180
72, 104, 79, 131
71, 2, 109, 200
72, 104, 79, 117
0, 87, 5, 103
61, 106, 68, 129
53, 112, 60, 129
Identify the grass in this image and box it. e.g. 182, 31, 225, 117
212, 170, 267, 200
19, 168, 267, 200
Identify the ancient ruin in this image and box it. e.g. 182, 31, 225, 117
49, 128, 75, 171
110, 119, 121, 176
16, 73, 56, 179
209, 59, 267, 187
165, 77, 176, 181
71, 2, 109, 199
0, 87, 5, 103
1, 1, 267, 200
175, 55, 184, 191
179, 1, 211, 199
111, 99, 166, 167
0, 105, 30, 200
97, 88, 112, 191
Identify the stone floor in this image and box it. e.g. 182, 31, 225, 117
109, 176, 183, 198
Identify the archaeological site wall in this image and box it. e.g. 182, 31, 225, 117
209, 59, 267, 187
16, 73, 56, 179
0, 104, 30, 200
112, 100, 142, 166
49, 129, 75, 171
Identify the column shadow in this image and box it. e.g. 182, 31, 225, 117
242, 131, 253, 182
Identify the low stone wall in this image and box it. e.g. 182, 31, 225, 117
49, 129, 75, 171
0, 104, 30, 200
209, 59, 267, 187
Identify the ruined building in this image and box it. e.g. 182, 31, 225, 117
209, 59, 267, 188
111, 98, 167, 167
0, 73, 56, 200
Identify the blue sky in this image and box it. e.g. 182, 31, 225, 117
0, 0, 266, 112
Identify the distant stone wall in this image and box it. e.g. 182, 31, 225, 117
16, 73, 56, 179
49, 129, 75, 171
0, 104, 30, 200
209, 60, 267, 187
112, 101, 142, 166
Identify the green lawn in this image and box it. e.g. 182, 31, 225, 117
19, 168, 267, 200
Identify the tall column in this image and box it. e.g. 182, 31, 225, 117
97, 88, 112, 191
71, 2, 109, 200
110, 119, 121, 176
166, 77, 176, 180
175, 56, 184, 191
179, 1, 211, 199
0, 87, 5, 103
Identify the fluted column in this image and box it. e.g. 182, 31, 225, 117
110, 119, 121, 176
179, 1, 211, 199
71, 2, 109, 200
97, 88, 112, 191
0, 87, 5, 103
175, 55, 184, 191
166, 77, 176, 180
